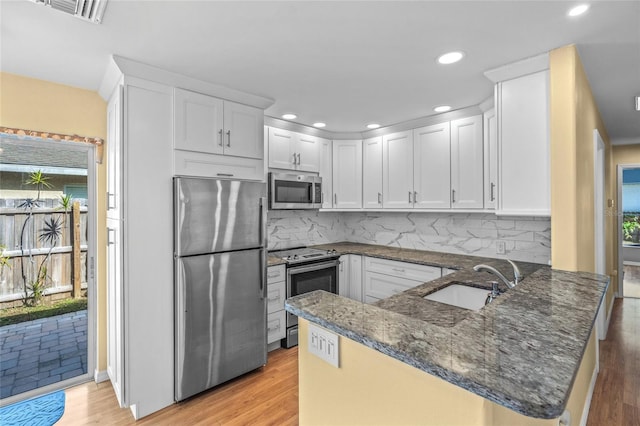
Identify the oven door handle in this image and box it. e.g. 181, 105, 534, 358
286, 260, 340, 276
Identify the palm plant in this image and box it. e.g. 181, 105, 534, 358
25, 170, 52, 200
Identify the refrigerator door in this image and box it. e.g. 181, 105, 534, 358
175, 248, 267, 401
175, 177, 266, 256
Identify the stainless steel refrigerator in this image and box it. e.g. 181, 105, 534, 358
174, 177, 267, 402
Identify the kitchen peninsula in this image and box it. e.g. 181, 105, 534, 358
286, 243, 609, 426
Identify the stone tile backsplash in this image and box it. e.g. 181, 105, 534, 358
267, 211, 551, 265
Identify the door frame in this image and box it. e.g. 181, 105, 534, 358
593, 130, 607, 339
0, 137, 96, 406
617, 162, 640, 299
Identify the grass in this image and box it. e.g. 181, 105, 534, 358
0, 298, 87, 327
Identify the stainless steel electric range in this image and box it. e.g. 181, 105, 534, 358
270, 247, 340, 348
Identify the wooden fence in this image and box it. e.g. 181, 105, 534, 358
0, 201, 87, 303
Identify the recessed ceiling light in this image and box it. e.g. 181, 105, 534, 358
366, 123, 381, 129
437, 51, 464, 65
434, 105, 452, 113
313, 122, 326, 128
282, 113, 297, 120
568, 4, 590, 17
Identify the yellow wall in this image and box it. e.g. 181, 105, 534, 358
298, 319, 596, 426
549, 45, 616, 308
0, 72, 108, 372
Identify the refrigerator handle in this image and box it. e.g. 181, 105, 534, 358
259, 197, 267, 299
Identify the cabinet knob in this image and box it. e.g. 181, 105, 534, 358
226, 130, 231, 147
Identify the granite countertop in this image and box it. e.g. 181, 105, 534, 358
267, 255, 286, 266
285, 243, 609, 419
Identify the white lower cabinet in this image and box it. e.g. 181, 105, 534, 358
338, 255, 363, 302
363, 257, 442, 303
267, 265, 286, 346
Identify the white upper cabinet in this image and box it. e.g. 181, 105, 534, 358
382, 130, 414, 208
268, 127, 320, 172
319, 138, 333, 209
332, 140, 363, 209
174, 88, 263, 159
413, 122, 451, 209
296, 133, 321, 172
173, 88, 264, 180
222, 101, 264, 159
363, 136, 383, 209
268, 127, 296, 169
496, 70, 550, 215
483, 108, 498, 209
450, 115, 484, 209
175, 88, 224, 155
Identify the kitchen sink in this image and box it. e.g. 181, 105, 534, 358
423, 283, 493, 311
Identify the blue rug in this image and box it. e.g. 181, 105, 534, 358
0, 390, 65, 425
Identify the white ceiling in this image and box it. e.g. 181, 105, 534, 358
1, 0, 639, 142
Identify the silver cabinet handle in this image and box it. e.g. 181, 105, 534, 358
414, 191, 417, 204
334, 193, 337, 205
490, 183, 496, 201
297, 153, 301, 165
378, 192, 382, 204
392, 267, 405, 273
218, 129, 224, 146
452, 189, 456, 203
267, 322, 281, 332
226, 130, 231, 147
216, 173, 234, 177
107, 227, 115, 245
408, 191, 412, 203
292, 153, 297, 165
106, 192, 115, 210
267, 294, 280, 302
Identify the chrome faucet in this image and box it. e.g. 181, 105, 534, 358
485, 281, 500, 305
473, 259, 523, 289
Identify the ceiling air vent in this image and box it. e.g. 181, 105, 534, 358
34, 0, 109, 24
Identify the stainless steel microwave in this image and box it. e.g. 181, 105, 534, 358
269, 172, 322, 209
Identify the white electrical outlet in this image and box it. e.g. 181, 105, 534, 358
308, 323, 340, 368
496, 240, 506, 255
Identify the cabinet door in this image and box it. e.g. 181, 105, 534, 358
332, 140, 363, 209
382, 131, 413, 208
498, 70, 550, 215
106, 219, 124, 407
413, 123, 451, 209
451, 115, 484, 209
484, 109, 498, 209
349, 255, 363, 302
174, 88, 224, 155
296, 133, 320, 172
338, 255, 350, 298
364, 271, 422, 301
223, 101, 263, 159
268, 127, 296, 169
363, 136, 383, 209
319, 139, 333, 208
106, 87, 122, 220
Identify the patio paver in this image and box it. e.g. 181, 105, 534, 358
0, 310, 87, 398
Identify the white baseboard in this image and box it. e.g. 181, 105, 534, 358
94, 369, 109, 383
580, 365, 599, 426
623, 260, 640, 267
605, 294, 615, 335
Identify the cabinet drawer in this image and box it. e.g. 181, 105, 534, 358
267, 265, 286, 284
267, 280, 286, 315
267, 310, 286, 344
364, 271, 424, 301
174, 149, 264, 181
364, 257, 441, 282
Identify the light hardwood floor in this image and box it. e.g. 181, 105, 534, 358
623, 264, 640, 298
57, 347, 298, 425
59, 299, 638, 425
587, 297, 640, 426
